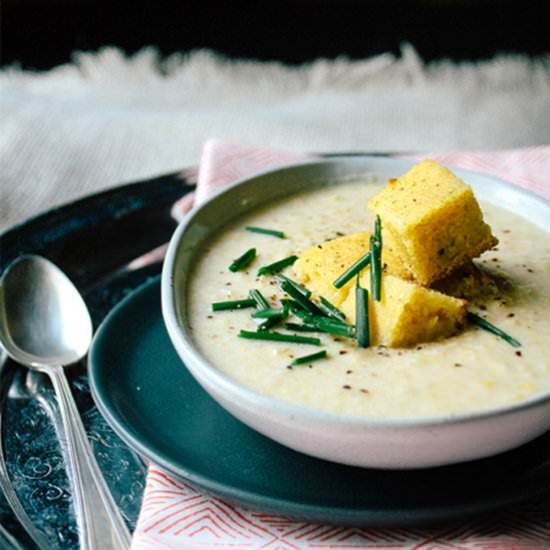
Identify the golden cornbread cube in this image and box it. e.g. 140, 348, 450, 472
294, 232, 467, 347
340, 272, 467, 348
293, 232, 371, 307
368, 160, 498, 286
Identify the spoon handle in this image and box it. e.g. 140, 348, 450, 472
0, 524, 27, 550
47, 367, 131, 550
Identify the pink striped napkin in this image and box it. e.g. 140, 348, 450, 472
132, 139, 550, 550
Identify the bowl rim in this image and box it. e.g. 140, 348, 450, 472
161, 156, 550, 430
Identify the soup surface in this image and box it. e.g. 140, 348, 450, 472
187, 181, 550, 417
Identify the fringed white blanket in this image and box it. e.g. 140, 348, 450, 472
1, 44, 550, 229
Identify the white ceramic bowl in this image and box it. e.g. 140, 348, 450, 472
161, 156, 550, 469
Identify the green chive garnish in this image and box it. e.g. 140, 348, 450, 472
374, 214, 382, 247
258, 318, 281, 332
370, 235, 381, 302
280, 280, 324, 316
355, 278, 370, 348
245, 226, 286, 239
229, 248, 256, 272
290, 306, 354, 335
257, 255, 298, 276
281, 299, 308, 313
258, 305, 289, 330
252, 308, 287, 319
284, 322, 321, 332
212, 298, 256, 311
467, 312, 521, 348
309, 317, 355, 338
333, 252, 371, 289
291, 350, 327, 366
249, 291, 285, 331
294, 314, 355, 338
276, 275, 312, 298
319, 296, 346, 321
238, 330, 321, 346
249, 289, 270, 310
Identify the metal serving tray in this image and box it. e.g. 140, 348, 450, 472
0, 169, 195, 549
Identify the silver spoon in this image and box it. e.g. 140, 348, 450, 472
0, 255, 131, 550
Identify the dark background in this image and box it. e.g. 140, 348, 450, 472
2, 0, 550, 70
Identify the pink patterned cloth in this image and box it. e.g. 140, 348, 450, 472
132, 139, 550, 550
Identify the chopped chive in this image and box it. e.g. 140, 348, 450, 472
355, 277, 370, 348
319, 296, 346, 321
291, 350, 328, 366
245, 226, 286, 239
212, 298, 256, 311
467, 312, 521, 348
238, 330, 321, 346
257, 318, 280, 332
291, 306, 323, 323
333, 252, 371, 289
292, 308, 346, 325
370, 215, 383, 302
374, 214, 382, 247
281, 298, 308, 313
280, 280, 324, 316
310, 318, 355, 338
257, 255, 298, 276
275, 275, 312, 298
252, 308, 287, 319
370, 235, 382, 302
284, 322, 321, 332
229, 248, 256, 272
290, 306, 354, 336
250, 295, 288, 331
249, 289, 270, 310
296, 314, 355, 338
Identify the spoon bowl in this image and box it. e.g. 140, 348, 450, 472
0, 255, 130, 550
0, 255, 92, 368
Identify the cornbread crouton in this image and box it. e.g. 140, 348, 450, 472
293, 232, 371, 307
340, 272, 467, 348
295, 232, 467, 347
368, 160, 498, 286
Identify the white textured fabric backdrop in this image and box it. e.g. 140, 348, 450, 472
1, 45, 550, 231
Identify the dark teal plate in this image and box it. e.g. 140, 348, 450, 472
89, 277, 550, 527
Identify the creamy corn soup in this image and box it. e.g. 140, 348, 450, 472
187, 181, 550, 417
